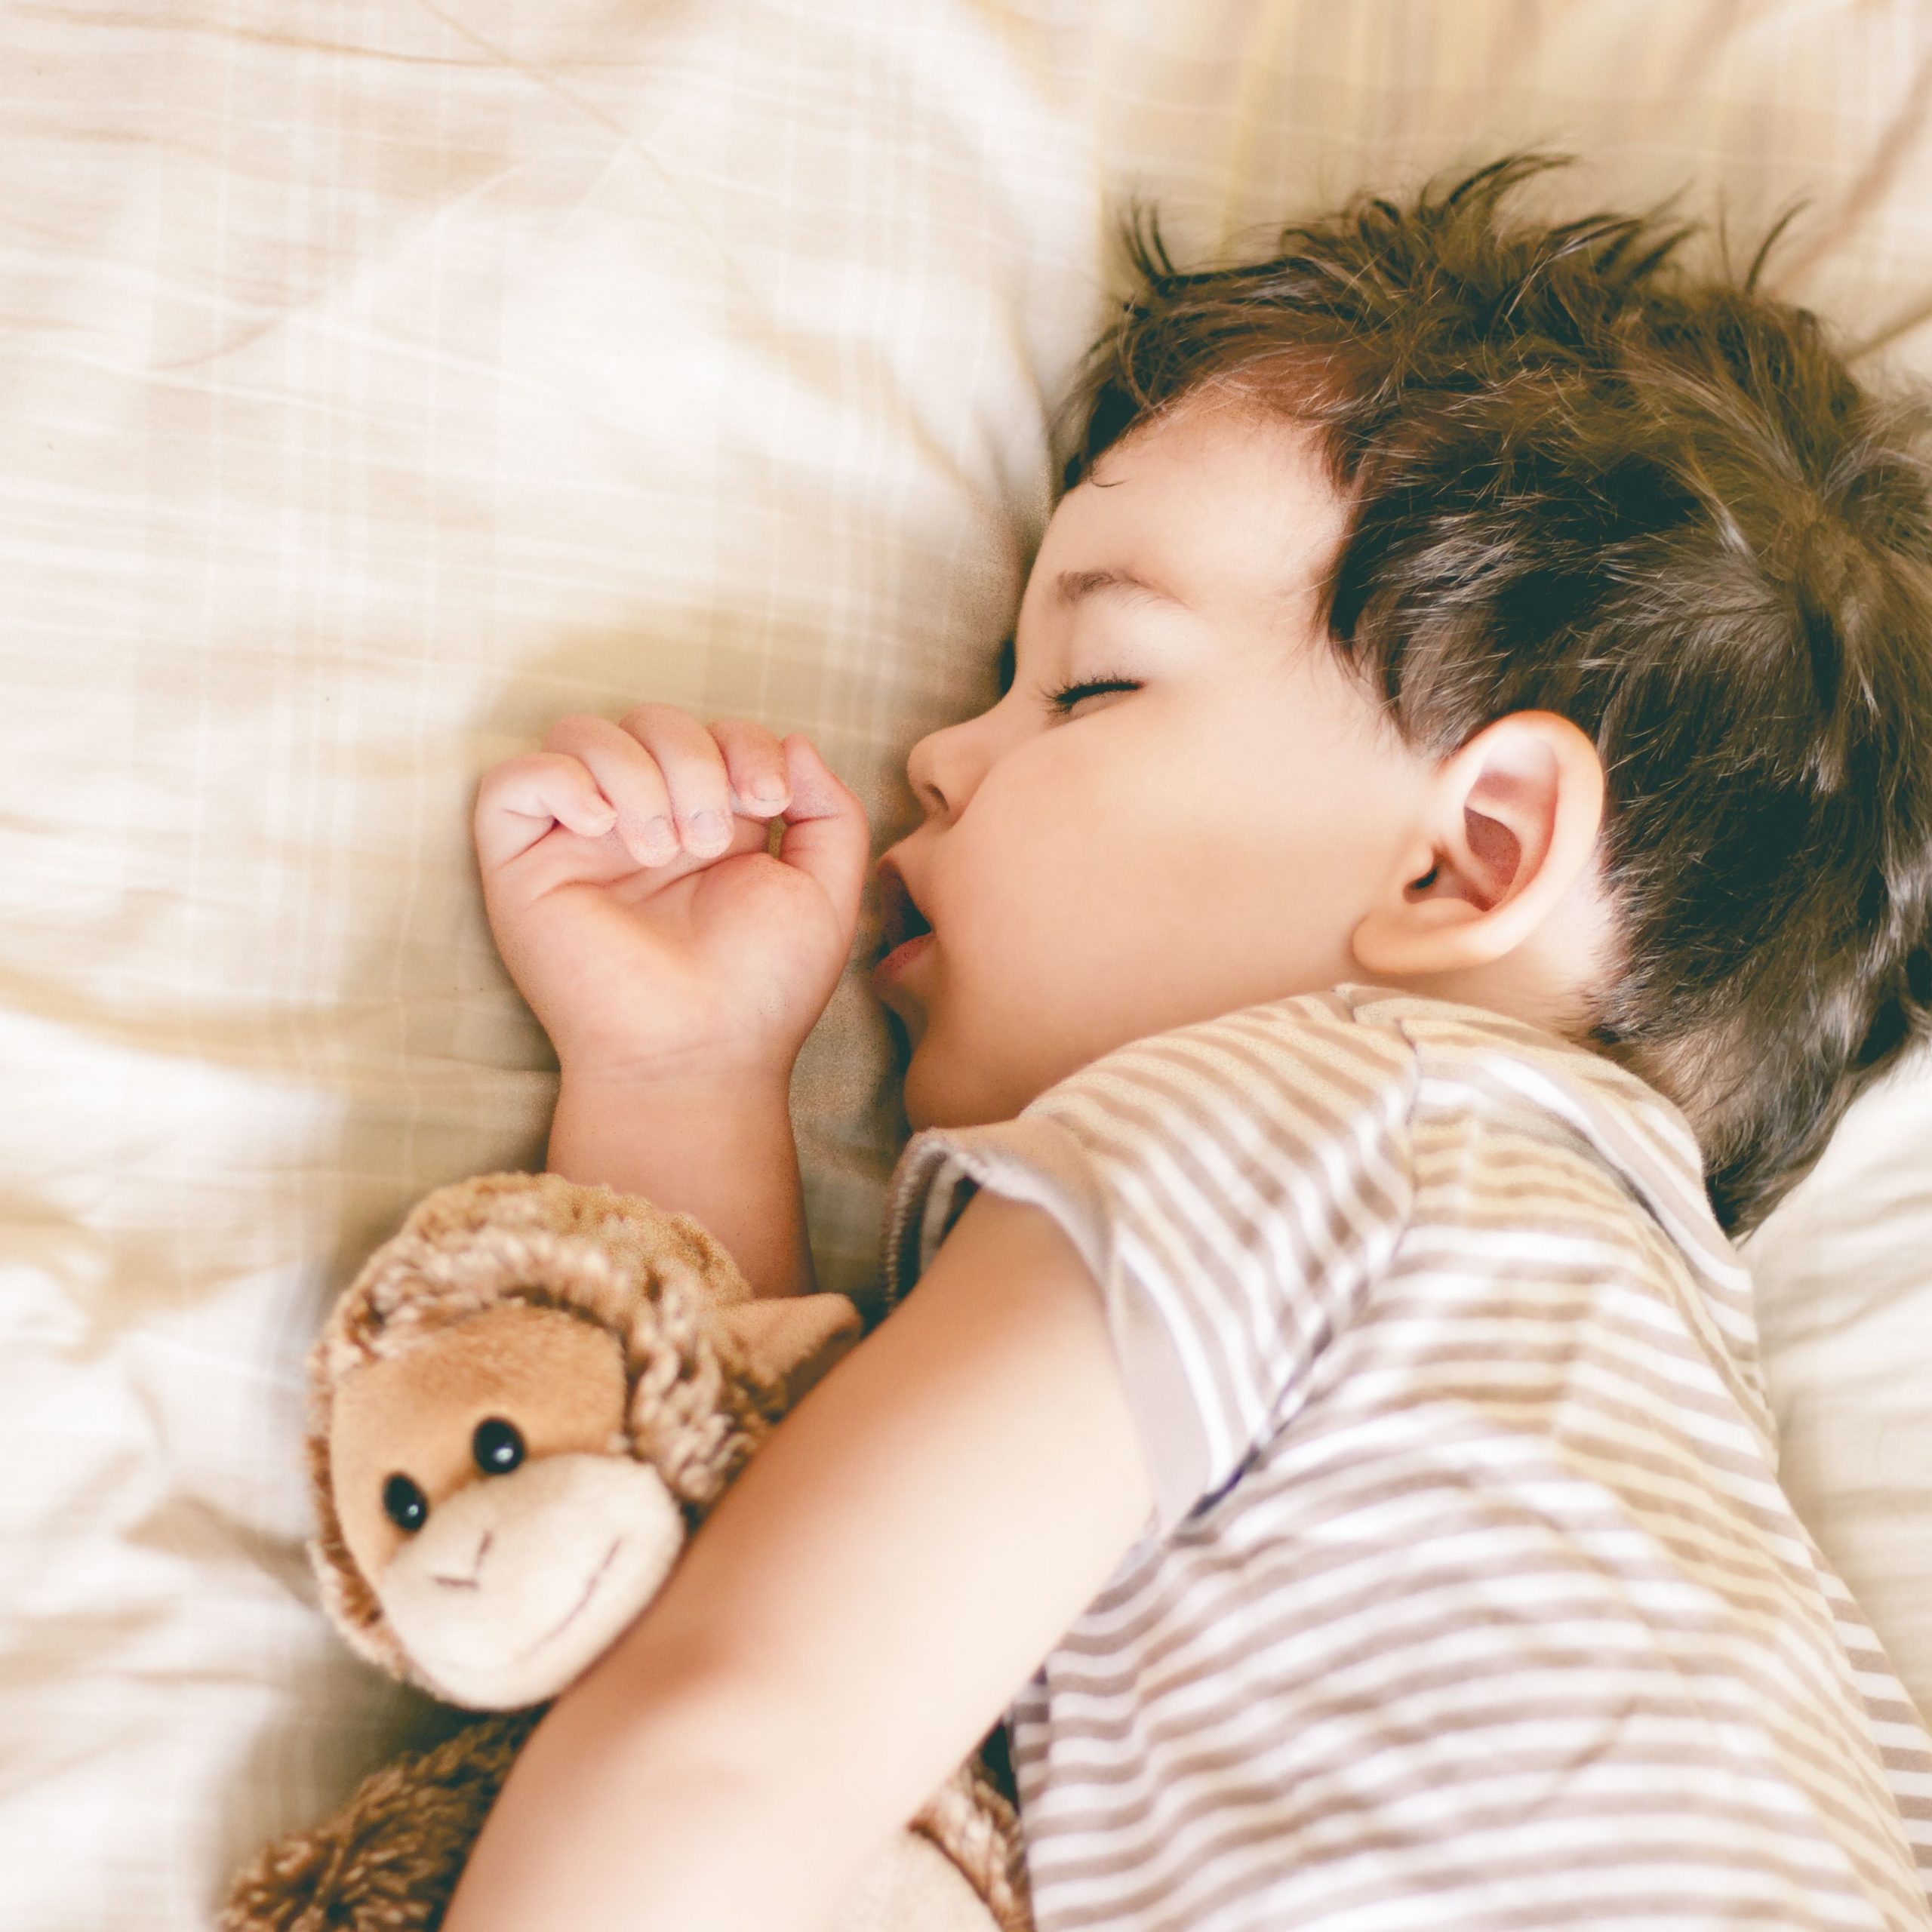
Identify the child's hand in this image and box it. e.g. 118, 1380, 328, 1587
474, 707, 869, 1087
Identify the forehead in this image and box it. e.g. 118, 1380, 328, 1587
1044, 401, 1347, 614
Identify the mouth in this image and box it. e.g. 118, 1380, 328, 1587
873, 857, 935, 992
510, 1537, 623, 1666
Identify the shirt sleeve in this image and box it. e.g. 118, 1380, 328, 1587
881, 992, 1419, 1534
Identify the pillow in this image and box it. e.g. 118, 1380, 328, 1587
3, 4, 1929, 1926
0, 5, 1094, 1921
1746, 1051, 1932, 1706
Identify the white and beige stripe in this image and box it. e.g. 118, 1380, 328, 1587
886, 988, 1932, 1930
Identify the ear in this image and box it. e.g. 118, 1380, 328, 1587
715, 1294, 863, 1407
1350, 710, 1604, 978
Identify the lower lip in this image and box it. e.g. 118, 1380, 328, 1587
871, 931, 934, 992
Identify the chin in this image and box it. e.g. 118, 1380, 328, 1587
900, 1047, 945, 1132
901, 1032, 971, 1132
901, 1032, 1034, 1133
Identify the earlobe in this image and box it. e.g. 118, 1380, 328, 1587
1351, 711, 1604, 980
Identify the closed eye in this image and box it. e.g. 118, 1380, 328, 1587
1041, 675, 1141, 718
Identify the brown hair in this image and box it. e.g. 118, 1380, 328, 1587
1059, 153, 1932, 1235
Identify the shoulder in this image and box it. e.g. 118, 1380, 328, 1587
1335, 986, 1709, 1171
1332, 987, 1745, 1306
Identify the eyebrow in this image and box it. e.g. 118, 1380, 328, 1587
1054, 566, 1187, 611
995, 566, 1185, 693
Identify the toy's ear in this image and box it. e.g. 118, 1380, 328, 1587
715, 1294, 863, 1407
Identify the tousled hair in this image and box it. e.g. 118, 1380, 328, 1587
1060, 154, 1932, 1235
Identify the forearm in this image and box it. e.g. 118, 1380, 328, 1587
445, 1658, 861, 1932
547, 1069, 816, 1300
445, 1672, 840, 1932
441, 1191, 1152, 1932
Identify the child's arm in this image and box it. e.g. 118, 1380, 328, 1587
473, 708, 866, 1299
442, 1184, 1152, 1932
546, 1066, 817, 1301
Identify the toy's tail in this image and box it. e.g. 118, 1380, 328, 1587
218, 1709, 541, 1932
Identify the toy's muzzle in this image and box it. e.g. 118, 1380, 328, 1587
378, 1453, 685, 1709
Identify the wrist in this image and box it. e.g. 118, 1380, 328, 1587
546, 1066, 815, 1301
555, 1060, 792, 1111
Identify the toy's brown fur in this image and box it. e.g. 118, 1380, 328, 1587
222, 1712, 538, 1932
222, 1171, 1032, 1932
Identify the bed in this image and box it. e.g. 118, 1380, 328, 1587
4, 2, 1930, 1924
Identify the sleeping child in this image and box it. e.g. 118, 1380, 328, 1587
453, 154, 1932, 1929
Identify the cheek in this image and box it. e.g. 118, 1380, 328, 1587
950, 714, 1278, 951
939, 744, 1148, 967
905, 746, 1170, 1118
900, 700, 1404, 1123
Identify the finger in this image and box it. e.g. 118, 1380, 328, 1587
708, 717, 792, 819
474, 752, 618, 872
773, 735, 869, 936
543, 713, 681, 866
614, 703, 738, 860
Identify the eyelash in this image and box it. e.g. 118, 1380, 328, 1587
1040, 675, 1141, 718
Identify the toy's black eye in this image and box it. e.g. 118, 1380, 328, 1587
383, 1474, 429, 1533
472, 1417, 525, 1475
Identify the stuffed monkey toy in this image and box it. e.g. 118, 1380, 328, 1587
220, 1171, 1031, 1932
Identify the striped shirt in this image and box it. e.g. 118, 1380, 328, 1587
881, 987, 1932, 1931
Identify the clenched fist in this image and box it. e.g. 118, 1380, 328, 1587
474, 705, 869, 1088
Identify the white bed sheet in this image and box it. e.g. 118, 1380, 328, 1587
3, 3, 1930, 1925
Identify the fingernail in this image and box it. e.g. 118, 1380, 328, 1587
688, 810, 729, 851
641, 815, 676, 858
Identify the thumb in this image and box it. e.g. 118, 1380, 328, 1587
773, 735, 869, 938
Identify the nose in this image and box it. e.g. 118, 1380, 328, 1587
904, 712, 994, 826
432, 1528, 493, 1590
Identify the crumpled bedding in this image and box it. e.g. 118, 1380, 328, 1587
3, 3, 1930, 1925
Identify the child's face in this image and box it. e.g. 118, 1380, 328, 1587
876, 399, 1438, 1130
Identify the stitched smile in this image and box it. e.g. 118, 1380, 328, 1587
509, 1537, 623, 1665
